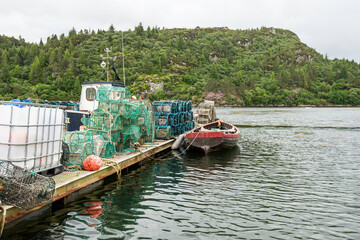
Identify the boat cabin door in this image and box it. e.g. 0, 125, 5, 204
79, 82, 126, 112
79, 83, 100, 112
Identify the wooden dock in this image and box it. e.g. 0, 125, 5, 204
2, 139, 174, 225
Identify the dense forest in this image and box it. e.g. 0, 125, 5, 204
1, 23, 360, 106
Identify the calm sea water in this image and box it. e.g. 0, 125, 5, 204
5, 108, 360, 239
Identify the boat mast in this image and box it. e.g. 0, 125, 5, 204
100, 47, 116, 82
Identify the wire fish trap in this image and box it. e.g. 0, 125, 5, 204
94, 130, 121, 143
188, 111, 194, 121
96, 86, 130, 103
180, 101, 187, 112
179, 112, 185, 124
189, 120, 195, 130
179, 123, 186, 135
82, 112, 123, 131
0, 161, 55, 210
186, 101, 192, 112
152, 100, 194, 139
183, 112, 189, 122
63, 130, 94, 143
97, 102, 122, 114
156, 126, 171, 140
63, 130, 94, 166
183, 122, 189, 132
197, 100, 216, 124
122, 125, 142, 142
172, 113, 179, 125
99, 141, 116, 158
154, 113, 174, 126
141, 121, 155, 143
63, 130, 119, 166
153, 101, 179, 114
61, 86, 156, 167
129, 102, 142, 120
118, 102, 142, 120
120, 125, 142, 152
67, 142, 93, 166
137, 113, 150, 127
145, 122, 155, 143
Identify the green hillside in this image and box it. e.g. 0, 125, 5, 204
1, 24, 360, 106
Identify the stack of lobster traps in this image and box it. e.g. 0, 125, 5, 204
153, 100, 195, 140
63, 86, 155, 167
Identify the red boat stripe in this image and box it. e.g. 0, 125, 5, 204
186, 131, 240, 138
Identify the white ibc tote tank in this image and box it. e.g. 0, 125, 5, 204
0, 102, 64, 172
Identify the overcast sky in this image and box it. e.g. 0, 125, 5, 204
1, 0, 359, 62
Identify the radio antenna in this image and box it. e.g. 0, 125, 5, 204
122, 31, 125, 85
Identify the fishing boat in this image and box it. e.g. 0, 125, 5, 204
184, 120, 240, 153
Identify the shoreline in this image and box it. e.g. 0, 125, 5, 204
196, 105, 360, 108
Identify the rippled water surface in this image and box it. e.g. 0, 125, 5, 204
6, 108, 360, 239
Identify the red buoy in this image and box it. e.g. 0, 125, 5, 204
83, 155, 102, 171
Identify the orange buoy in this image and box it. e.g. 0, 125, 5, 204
83, 155, 102, 171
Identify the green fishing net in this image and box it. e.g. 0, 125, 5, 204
96, 86, 130, 103
67, 141, 93, 166
63, 86, 155, 168
82, 112, 123, 131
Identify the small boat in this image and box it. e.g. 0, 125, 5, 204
184, 120, 240, 153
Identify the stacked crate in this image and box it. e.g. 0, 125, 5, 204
153, 100, 195, 140
37, 100, 79, 111
63, 86, 155, 167
197, 100, 216, 124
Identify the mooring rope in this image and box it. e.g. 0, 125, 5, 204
101, 158, 122, 178
180, 130, 201, 154
65, 165, 83, 171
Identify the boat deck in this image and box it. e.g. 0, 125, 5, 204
3, 139, 174, 225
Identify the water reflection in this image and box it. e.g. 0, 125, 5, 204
3, 108, 360, 239
83, 201, 103, 220
185, 145, 241, 168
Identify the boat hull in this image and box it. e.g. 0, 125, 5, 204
185, 121, 240, 153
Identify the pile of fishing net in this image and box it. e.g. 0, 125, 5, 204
0, 161, 55, 210
63, 86, 155, 167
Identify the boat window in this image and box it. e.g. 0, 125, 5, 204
86, 88, 96, 101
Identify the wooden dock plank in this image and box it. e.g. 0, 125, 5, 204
3, 140, 174, 224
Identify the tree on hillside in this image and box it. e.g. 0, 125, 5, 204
135, 22, 144, 36
109, 24, 115, 32
0, 26, 359, 105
